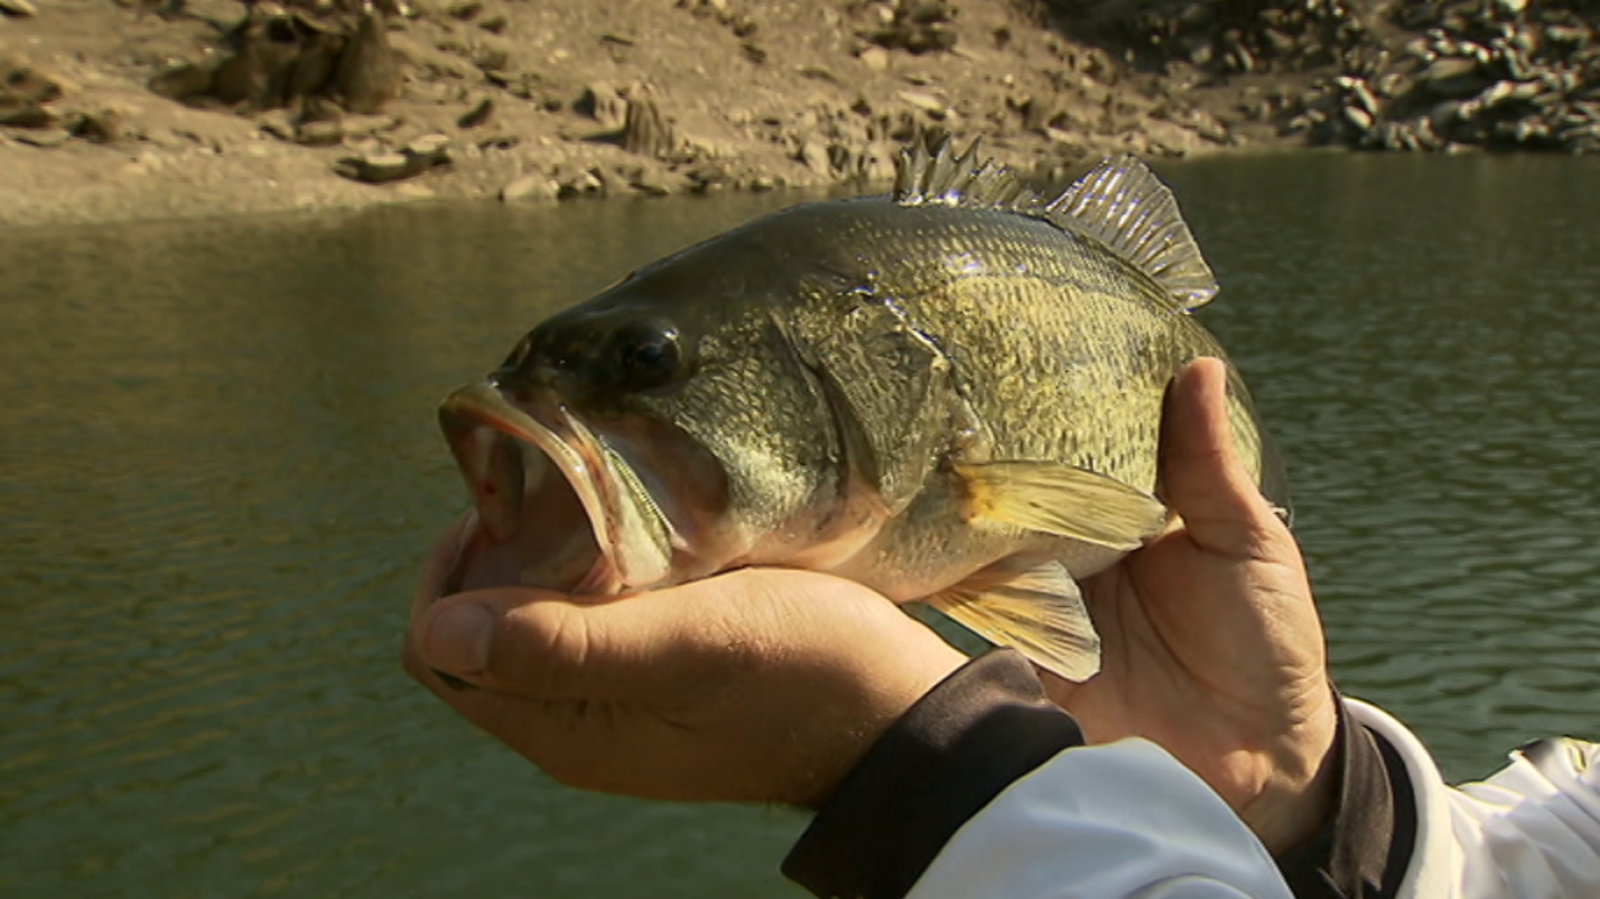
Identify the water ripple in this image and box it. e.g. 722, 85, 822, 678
4, 158, 1598, 897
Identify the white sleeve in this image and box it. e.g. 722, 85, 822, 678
1349, 699, 1600, 899
907, 738, 1294, 899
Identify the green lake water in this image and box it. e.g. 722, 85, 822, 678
3, 152, 1598, 897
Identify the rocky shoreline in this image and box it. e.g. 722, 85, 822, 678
1, 0, 1596, 227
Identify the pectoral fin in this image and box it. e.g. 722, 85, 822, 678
927, 560, 1100, 681
954, 460, 1169, 550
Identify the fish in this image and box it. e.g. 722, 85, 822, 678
428, 137, 1288, 681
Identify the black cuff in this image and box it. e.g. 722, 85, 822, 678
781, 649, 1084, 899
1275, 697, 1418, 898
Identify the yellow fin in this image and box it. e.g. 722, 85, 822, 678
927, 561, 1100, 681
955, 460, 1169, 550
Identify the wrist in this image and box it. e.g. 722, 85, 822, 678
1241, 689, 1341, 854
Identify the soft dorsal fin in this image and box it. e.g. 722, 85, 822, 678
1043, 155, 1218, 309
892, 137, 1219, 310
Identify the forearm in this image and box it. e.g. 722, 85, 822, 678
784, 653, 1434, 899
786, 651, 1308, 899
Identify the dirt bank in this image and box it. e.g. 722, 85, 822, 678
1, 0, 1595, 227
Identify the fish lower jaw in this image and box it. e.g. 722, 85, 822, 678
424, 506, 620, 605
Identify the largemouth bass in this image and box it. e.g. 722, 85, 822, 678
430, 138, 1287, 680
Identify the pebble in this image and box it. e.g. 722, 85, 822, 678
859, 47, 889, 73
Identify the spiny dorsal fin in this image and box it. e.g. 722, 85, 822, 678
893, 135, 1038, 210
1043, 154, 1218, 309
892, 137, 1218, 310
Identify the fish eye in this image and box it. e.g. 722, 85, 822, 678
610, 321, 683, 392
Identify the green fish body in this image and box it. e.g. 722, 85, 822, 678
435, 139, 1287, 680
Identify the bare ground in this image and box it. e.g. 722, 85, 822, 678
0, 0, 1322, 227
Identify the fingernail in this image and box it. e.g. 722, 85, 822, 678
425, 602, 494, 677
429, 669, 476, 692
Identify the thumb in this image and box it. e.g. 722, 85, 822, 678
1158, 357, 1282, 557
412, 580, 742, 701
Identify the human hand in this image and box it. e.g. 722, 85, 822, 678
403, 562, 966, 808
1044, 357, 1338, 854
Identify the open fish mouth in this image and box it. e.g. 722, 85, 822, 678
427, 382, 674, 602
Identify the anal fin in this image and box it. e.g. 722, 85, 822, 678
927, 560, 1101, 681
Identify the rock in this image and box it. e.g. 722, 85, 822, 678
828, 142, 852, 172
556, 170, 605, 199
71, 109, 132, 144
797, 140, 831, 175
859, 46, 889, 73
621, 98, 677, 160
747, 173, 777, 191
341, 113, 398, 138
684, 162, 729, 192
334, 152, 415, 183
335, 135, 448, 184
0, 0, 38, 17
404, 133, 451, 165
0, 104, 53, 128
1430, 99, 1464, 130
576, 82, 627, 130
148, 62, 216, 101
286, 32, 347, 102
1261, 28, 1296, 59
907, 26, 957, 54
1342, 105, 1373, 132
1, 64, 65, 106
256, 109, 296, 141
1423, 57, 1490, 98
500, 173, 558, 202
897, 89, 946, 116
335, 12, 402, 114
10, 127, 70, 147
479, 15, 508, 34
1375, 72, 1412, 99
457, 95, 493, 129
447, 0, 482, 20
1545, 26, 1592, 48
630, 177, 672, 197
1337, 76, 1379, 116
856, 141, 896, 182
294, 119, 344, 145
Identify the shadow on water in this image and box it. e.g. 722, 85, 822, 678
1, 154, 1597, 897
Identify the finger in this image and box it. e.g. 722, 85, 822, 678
1158, 358, 1282, 556
409, 571, 784, 701
400, 641, 658, 796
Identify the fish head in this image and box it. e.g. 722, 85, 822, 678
432, 239, 850, 601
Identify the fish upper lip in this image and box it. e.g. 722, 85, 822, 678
436, 382, 671, 594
